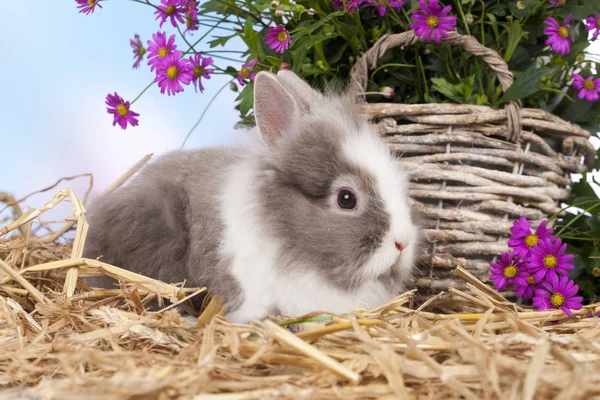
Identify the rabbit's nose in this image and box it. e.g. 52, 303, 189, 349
394, 241, 405, 252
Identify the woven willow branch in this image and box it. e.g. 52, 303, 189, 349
348, 30, 521, 142
346, 30, 594, 295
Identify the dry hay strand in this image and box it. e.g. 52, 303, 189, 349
2, 156, 600, 400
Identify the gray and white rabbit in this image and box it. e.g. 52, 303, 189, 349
83, 70, 421, 323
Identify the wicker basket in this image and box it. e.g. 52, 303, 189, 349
348, 30, 596, 296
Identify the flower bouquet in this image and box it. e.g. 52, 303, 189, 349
73, 0, 600, 304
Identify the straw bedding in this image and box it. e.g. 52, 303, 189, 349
1, 157, 600, 400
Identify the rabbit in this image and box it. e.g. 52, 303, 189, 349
82, 70, 422, 323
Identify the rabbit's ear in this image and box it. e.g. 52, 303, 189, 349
275, 70, 321, 115
253, 71, 297, 144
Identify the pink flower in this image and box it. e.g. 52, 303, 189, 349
544, 15, 573, 56
75, 0, 102, 15
130, 34, 146, 70
154, 52, 194, 96
189, 54, 214, 93
362, 0, 404, 17
147, 32, 178, 72
548, 0, 566, 6
265, 25, 292, 53
507, 217, 553, 260
154, 0, 185, 28
183, 0, 199, 34
532, 275, 583, 316
381, 86, 394, 98
572, 74, 600, 102
527, 237, 575, 283
410, 0, 457, 43
105, 92, 140, 130
515, 274, 542, 300
238, 59, 259, 86
489, 252, 528, 291
585, 14, 600, 41
332, 0, 363, 13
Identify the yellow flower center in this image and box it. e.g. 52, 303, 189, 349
427, 16, 440, 28
186, 16, 195, 28
240, 67, 250, 79
165, 4, 176, 15
166, 65, 179, 79
596, 17, 600, 29
516, 1, 525, 10
550, 293, 566, 307
526, 276, 536, 285
87, 0, 95, 7
194, 65, 204, 78
503, 265, 518, 279
277, 31, 288, 42
558, 27, 569, 39
543, 255, 558, 269
524, 234, 539, 248
116, 104, 128, 117
158, 47, 168, 58
583, 79, 595, 90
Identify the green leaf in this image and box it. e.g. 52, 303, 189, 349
207, 34, 236, 48
497, 66, 549, 103
562, 99, 593, 123
504, 20, 528, 62
235, 82, 254, 117
486, 13, 499, 40
431, 77, 465, 103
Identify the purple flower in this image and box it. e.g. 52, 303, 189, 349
238, 59, 259, 86
515, 274, 542, 300
586, 15, 600, 41
544, 15, 573, 56
147, 32, 178, 72
75, 0, 102, 15
572, 74, 600, 102
489, 252, 528, 291
361, 0, 403, 17
189, 54, 214, 93
155, 51, 194, 96
130, 34, 146, 70
410, 0, 457, 43
154, 0, 185, 28
532, 275, 583, 316
508, 217, 553, 259
528, 237, 575, 283
105, 92, 140, 130
183, 0, 199, 34
548, 0, 566, 6
265, 25, 292, 53
332, 0, 363, 13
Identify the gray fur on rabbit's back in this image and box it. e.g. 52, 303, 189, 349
83, 148, 243, 307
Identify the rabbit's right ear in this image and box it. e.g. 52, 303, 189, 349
254, 71, 298, 145
275, 70, 322, 115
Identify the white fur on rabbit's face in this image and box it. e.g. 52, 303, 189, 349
219, 71, 420, 322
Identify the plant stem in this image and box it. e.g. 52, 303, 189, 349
455, 0, 471, 36
130, 81, 155, 105
180, 79, 232, 148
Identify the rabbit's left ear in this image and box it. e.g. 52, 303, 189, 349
253, 71, 299, 145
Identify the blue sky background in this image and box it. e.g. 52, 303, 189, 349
1, 1, 599, 225
1, 0, 247, 222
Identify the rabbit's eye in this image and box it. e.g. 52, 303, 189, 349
337, 189, 357, 210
